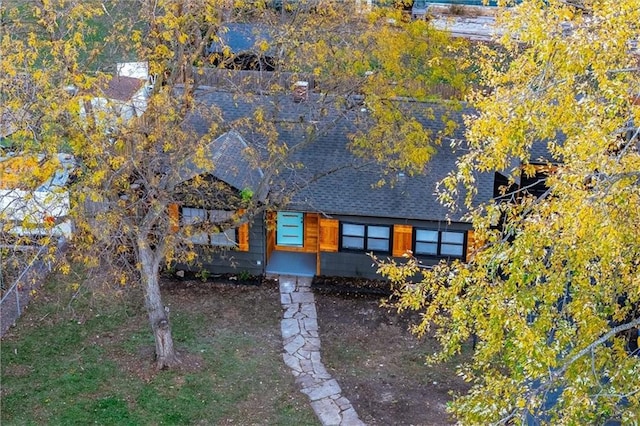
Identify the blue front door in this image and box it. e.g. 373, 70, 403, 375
277, 212, 304, 247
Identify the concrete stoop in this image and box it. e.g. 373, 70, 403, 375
277, 275, 366, 426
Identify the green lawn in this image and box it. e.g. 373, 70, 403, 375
1, 275, 318, 425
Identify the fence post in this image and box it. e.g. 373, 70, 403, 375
15, 285, 21, 317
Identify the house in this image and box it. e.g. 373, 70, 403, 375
0, 152, 76, 239
0, 63, 150, 241
79, 62, 153, 123
411, 0, 430, 20
206, 23, 277, 71
1, 102, 76, 239
172, 87, 495, 278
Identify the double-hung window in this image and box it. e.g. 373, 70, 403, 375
341, 223, 391, 253
181, 207, 237, 247
414, 229, 465, 258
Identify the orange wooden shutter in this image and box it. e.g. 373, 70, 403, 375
319, 218, 339, 252
236, 209, 249, 251
392, 224, 413, 257
465, 230, 476, 262
168, 203, 179, 233
237, 222, 249, 251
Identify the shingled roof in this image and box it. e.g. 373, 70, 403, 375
176, 130, 268, 201
101, 75, 145, 102
188, 87, 494, 222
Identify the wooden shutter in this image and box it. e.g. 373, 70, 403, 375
465, 230, 476, 262
266, 211, 276, 259
236, 209, 249, 252
392, 224, 413, 257
237, 222, 249, 251
318, 218, 339, 252
168, 203, 179, 233
304, 213, 318, 250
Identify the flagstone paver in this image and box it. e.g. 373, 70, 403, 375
275, 275, 366, 426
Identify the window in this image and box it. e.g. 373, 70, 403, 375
440, 231, 464, 257
181, 207, 237, 247
340, 223, 391, 253
367, 225, 391, 252
341, 223, 365, 250
209, 210, 237, 247
415, 229, 438, 255
181, 207, 209, 245
414, 229, 465, 258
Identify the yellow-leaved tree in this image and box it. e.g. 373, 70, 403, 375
377, 0, 640, 423
1, 0, 472, 368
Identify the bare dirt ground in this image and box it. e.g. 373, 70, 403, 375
315, 292, 470, 426
175, 277, 468, 426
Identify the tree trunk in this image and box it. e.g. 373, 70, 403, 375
138, 243, 180, 369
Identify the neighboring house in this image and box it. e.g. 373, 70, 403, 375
172, 87, 495, 278
80, 62, 153, 123
0, 152, 76, 238
411, 0, 430, 19
0, 63, 149, 241
1, 105, 75, 239
206, 23, 277, 71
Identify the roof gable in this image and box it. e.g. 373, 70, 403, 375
176, 131, 268, 201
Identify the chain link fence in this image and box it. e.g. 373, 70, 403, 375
0, 240, 66, 337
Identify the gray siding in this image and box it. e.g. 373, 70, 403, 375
319, 215, 472, 278
319, 252, 380, 279
178, 216, 266, 276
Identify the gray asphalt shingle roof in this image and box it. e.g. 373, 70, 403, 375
189, 87, 494, 222
176, 130, 267, 200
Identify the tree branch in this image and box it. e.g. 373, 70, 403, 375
552, 317, 640, 382
497, 318, 640, 425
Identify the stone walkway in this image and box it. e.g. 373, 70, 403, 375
276, 275, 365, 426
